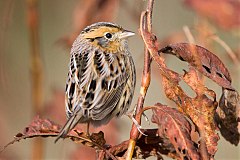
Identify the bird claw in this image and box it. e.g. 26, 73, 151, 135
142, 112, 150, 125
126, 106, 149, 136
131, 116, 148, 136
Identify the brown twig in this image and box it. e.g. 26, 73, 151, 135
211, 35, 240, 65
183, 25, 195, 44
26, 0, 44, 159
140, 13, 180, 83
1, 132, 117, 160
141, 31, 217, 159
134, 3, 218, 159
1, 115, 117, 160
125, 0, 154, 159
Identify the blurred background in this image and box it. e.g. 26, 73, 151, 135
0, 0, 239, 159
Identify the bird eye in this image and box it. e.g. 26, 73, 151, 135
105, 32, 112, 39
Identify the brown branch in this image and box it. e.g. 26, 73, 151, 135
125, 0, 154, 159
137, 5, 221, 159
140, 13, 180, 83
140, 30, 218, 159
1, 116, 117, 160
26, 0, 44, 159
1, 131, 118, 160
211, 35, 240, 65
183, 25, 196, 44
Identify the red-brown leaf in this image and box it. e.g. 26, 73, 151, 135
70, 120, 119, 160
151, 103, 200, 160
215, 89, 240, 145
1, 116, 60, 153
182, 68, 220, 156
24, 116, 61, 134
141, 29, 220, 157
105, 129, 176, 159
162, 67, 220, 157
160, 43, 233, 90
1, 117, 108, 154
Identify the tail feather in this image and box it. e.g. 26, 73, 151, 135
55, 112, 80, 143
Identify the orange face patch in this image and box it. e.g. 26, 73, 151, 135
83, 26, 124, 53
82, 26, 121, 39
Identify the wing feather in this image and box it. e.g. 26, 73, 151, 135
65, 38, 134, 126
91, 75, 128, 120
65, 38, 93, 116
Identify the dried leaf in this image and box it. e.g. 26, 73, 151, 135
160, 43, 234, 90
140, 29, 181, 83
23, 116, 61, 134
141, 28, 220, 157
151, 103, 200, 160
134, 129, 167, 159
107, 140, 129, 158
1, 116, 109, 154
182, 68, 219, 156
1, 116, 60, 153
70, 119, 119, 159
215, 89, 240, 145
184, 0, 240, 30
99, 129, 177, 160
161, 66, 219, 157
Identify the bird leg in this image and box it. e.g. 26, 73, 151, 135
130, 105, 150, 124
131, 116, 148, 136
87, 122, 91, 137
127, 111, 148, 136
142, 112, 150, 125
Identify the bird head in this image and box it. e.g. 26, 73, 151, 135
81, 22, 135, 52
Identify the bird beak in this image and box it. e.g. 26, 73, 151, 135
119, 30, 135, 39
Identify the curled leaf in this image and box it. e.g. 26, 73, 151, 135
141, 29, 220, 157
162, 66, 219, 157
100, 129, 177, 160
1, 116, 108, 154
1, 116, 60, 153
134, 129, 169, 159
215, 89, 240, 145
182, 68, 219, 156
151, 103, 200, 160
160, 43, 233, 90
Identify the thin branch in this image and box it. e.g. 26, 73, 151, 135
140, 12, 180, 83
211, 35, 240, 65
126, 0, 154, 160
1, 131, 117, 160
146, 0, 153, 32
183, 25, 195, 44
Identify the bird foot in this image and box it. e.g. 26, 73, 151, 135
128, 106, 150, 124
127, 111, 148, 136
131, 116, 148, 136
